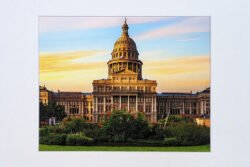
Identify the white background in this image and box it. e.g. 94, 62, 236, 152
0, 0, 250, 166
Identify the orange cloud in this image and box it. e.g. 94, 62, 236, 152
143, 56, 210, 74
142, 56, 210, 92
40, 50, 108, 73
40, 51, 210, 92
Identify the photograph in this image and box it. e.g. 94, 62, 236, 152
2, 0, 250, 166
39, 16, 211, 151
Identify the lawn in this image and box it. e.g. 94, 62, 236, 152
39, 144, 210, 152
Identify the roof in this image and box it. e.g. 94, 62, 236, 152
197, 87, 210, 94
82, 92, 92, 95
157, 92, 196, 97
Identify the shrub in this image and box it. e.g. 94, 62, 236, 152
165, 123, 210, 146
82, 123, 100, 139
163, 137, 180, 146
39, 133, 66, 145
62, 118, 85, 133
168, 115, 193, 124
100, 110, 151, 142
95, 130, 110, 142
149, 124, 165, 140
39, 125, 65, 137
66, 134, 94, 146
39, 127, 49, 137
112, 135, 126, 143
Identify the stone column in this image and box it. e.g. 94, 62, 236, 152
151, 97, 153, 113
95, 97, 98, 113
204, 100, 206, 114
104, 96, 106, 113
127, 95, 130, 112
111, 96, 113, 111
196, 102, 199, 115
201, 101, 203, 115
182, 100, 185, 114
189, 102, 192, 115
93, 97, 95, 112
81, 101, 83, 116
119, 96, 121, 109
136, 95, 138, 112
154, 96, 157, 113
144, 96, 146, 112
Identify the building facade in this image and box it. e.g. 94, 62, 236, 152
92, 19, 157, 123
157, 88, 210, 120
39, 20, 210, 124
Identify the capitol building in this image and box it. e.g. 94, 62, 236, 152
40, 19, 210, 123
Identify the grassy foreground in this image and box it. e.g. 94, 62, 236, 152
39, 144, 210, 152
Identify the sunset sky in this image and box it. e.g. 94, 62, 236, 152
39, 16, 210, 93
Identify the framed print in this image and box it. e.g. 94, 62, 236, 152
39, 16, 210, 152
0, 0, 250, 166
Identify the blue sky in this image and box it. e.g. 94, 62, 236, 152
39, 16, 210, 92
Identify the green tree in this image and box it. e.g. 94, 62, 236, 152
61, 117, 85, 133
39, 101, 67, 125
101, 110, 150, 142
39, 102, 48, 125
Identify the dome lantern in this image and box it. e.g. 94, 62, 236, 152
122, 17, 129, 36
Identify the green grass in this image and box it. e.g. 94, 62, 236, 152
39, 144, 210, 152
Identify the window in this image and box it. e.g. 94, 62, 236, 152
106, 97, 111, 103
185, 109, 190, 114
121, 96, 127, 103
113, 96, 119, 103
129, 97, 136, 103
138, 105, 143, 112
138, 97, 144, 102
69, 108, 79, 114
146, 106, 151, 113
146, 97, 152, 102
98, 97, 103, 103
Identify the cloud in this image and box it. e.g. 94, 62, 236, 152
142, 55, 210, 92
143, 55, 210, 75
176, 37, 199, 42
40, 50, 210, 92
39, 16, 175, 33
135, 17, 210, 40
40, 50, 108, 73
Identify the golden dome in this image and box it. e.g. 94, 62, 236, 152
113, 18, 138, 53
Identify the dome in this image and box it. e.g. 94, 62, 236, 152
114, 36, 137, 51
113, 18, 138, 52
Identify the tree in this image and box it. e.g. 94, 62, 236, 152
101, 110, 150, 142
39, 102, 48, 125
61, 117, 85, 133
39, 101, 67, 125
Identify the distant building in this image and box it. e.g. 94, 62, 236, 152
157, 88, 210, 120
39, 19, 210, 124
39, 85, 52, 104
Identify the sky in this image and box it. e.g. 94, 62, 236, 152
39, 16, 210, 93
